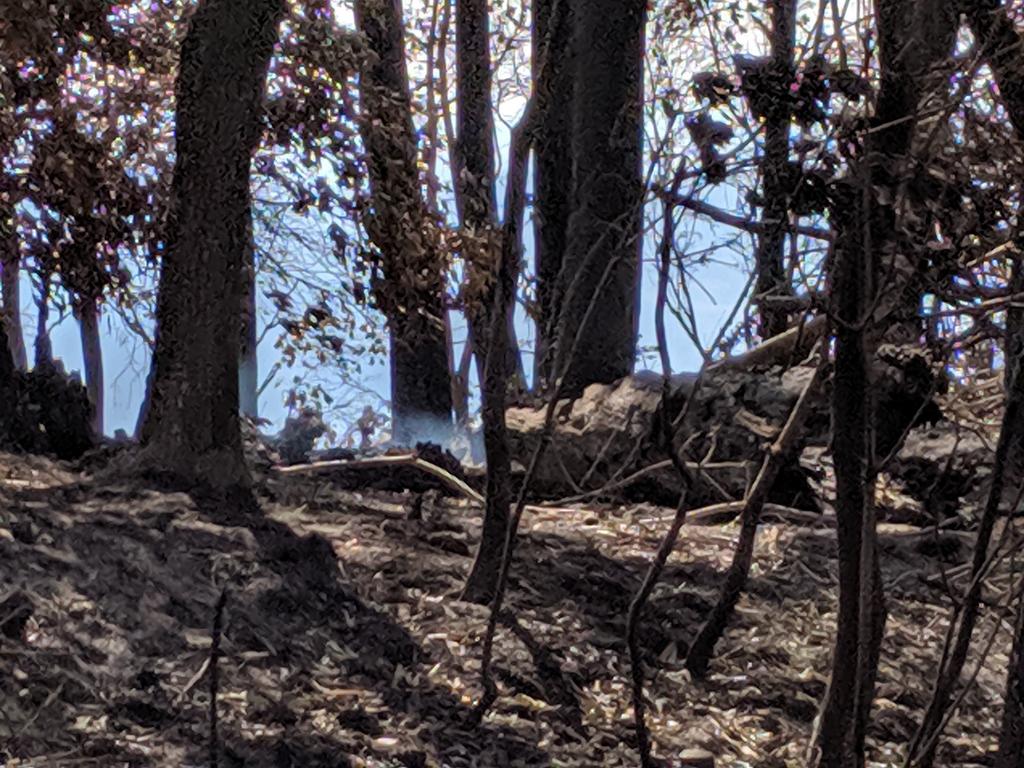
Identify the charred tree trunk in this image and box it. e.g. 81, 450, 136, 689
239, 250, 259, 419
455, 0, 522, 393
462, 0, 568, 601
754, 0, 796, 339
140, 0, 285, 489
460, 120, 532, 602
972, 13, 1024, 760
812, 180, 875, 768
34, 263, 54, 370
355, 0, 453, 446
0, 268, 12, 385
75, 297, 104, 436
532, 0, 573, 385
968, 0, 1024, 496
454, 0, 496, 293
1, 199, 26, 371
997, 582, 1024, 768
813, 2, 957, 763
550, 0, 645, 395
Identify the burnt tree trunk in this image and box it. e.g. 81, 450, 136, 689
532, 0, 573, 385
75, 298, 104, 436
0, 269, 12, 385
462, 0, 569, 602
812, 180, 875, 768
460, 151, 521, 601
754, 0, 796, 339
140, 0, 285, 489
0, 197, 26, 371
813, 1, 957, 764
239, 243, 259, 420
455, 0, 496, 308
997, 579, 1024, 768
968, 0, 1024, 500
550, 0, 645, 395
966, 11, 1024, 761
34, 262, 53, 370
355, 0, 453, 446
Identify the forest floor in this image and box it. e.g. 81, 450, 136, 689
0, 448, 1015, 767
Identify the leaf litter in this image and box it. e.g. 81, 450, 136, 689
0, 448, 1014, 767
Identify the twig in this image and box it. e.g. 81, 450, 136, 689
175, 657, 212, 705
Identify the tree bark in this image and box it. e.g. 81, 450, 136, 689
754, 0, 796, 339
354, 0, 453, 446
812, 179, 874, 768
34, 264, 54, 370
997, 578, 1024, 768
75, 298, 104, 436
140, 0, 285, 489
968, 0, 1024, 500
454, 0, 522, 393
454, 0, 496, 234
239, 249, 259, 419
0, 266, 12, 385
460, 105, 534, 604
0, 198, 26, 371
532, 0, 573, 384
812, 2, 958, 763
550, 0, 645, 395
965, 12, 1024, 761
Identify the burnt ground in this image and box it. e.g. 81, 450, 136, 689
0, 450, 1015, 767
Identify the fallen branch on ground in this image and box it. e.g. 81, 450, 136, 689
709, 314, 826, 371
273, 454, 486, 505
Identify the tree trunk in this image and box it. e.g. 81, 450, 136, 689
812, 2, 958, 764
812, 180, 874, 768
997, 581, 1024, 768
34, 265, 54, 370
354, 0, 453, 446
239, 251, 259, 419
1, 200, 26, 371
968, 0, 1024, 496
549, 0, 645, 395
140, 0, 285, 489
76, 298, 104, 436
532, 0, 573, 385
754, 0, 796, 339
461, 106, 532, 602
0, 270, 12, 385
973, 12, 1024, 759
